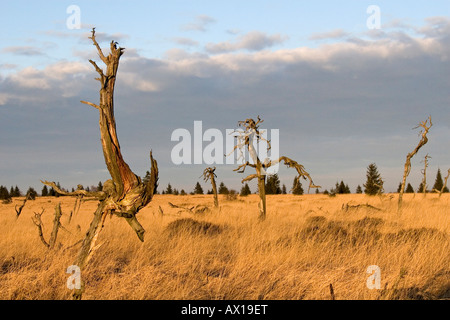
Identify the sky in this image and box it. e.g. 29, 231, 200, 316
0, 0, 449, 194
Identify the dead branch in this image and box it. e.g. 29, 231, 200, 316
158, 206, 164, 217
40, 181, 105, 199
342, 203, 382, 212
68, 193, 84, 224
31, 208, 49, 248
31, 203, 64, 249
398, 116, 432, 210
265, 156, 321, 192
15, 198, 27, 219
168, 202, 195, 213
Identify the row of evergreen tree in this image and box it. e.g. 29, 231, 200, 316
1, 166, 447, 201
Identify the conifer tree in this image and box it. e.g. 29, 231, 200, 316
356, 185, 363, 194
166, 183, 173, 195
218, 182, 229, 195
194, 182, 204, 195
265, 174, 281, 194
41, 185, 49, 197
363, 163, 383, 195
432, 169, 445, 192
240, 183, 251, 196
292, 177, 304, 195
406, 183, 415, 193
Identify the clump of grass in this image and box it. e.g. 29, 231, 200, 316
164, 218, 224, 237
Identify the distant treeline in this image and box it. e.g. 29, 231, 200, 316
1, 167, 447, 202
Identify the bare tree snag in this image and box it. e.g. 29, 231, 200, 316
398, 116, 432, 210
41, 28, 158, 300
202, 167, 219, 208
68, 193, 83, 224
420, 154, 431, 196
228, 116, 319, 221
49, 203, 63, 249
434, 168, 450, 198
31, 203, 63, 249
15, 198, 27, 219
32, 208, 49, 248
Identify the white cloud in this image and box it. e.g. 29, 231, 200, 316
181, 15, 216, 32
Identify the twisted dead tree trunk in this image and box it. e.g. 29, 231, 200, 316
229, 116, 320, 221
202, 167, 219, 208
41, 28, 158, 299
398, 116, 432, 211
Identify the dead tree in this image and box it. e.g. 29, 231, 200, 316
31, 203, 63, 249
420, 154, 431, 196
201, 167, 219, 208
15, 198, 27, 219
228, 116, 319, 220
68, 186, 84, 224
398, 116, 432, 210
434, 168, 450, 198
41, 28, 158, 299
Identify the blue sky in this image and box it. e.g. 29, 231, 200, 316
1, 1, 449, 194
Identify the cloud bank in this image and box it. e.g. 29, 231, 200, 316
0, 18, 449, 192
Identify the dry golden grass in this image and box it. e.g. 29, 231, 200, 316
0, 193, 449, 300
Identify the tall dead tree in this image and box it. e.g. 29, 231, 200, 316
41, 28, 158, 299
420, 154, 431, 196
438, 169, 450, 198
398, 116, 432, 210
201, 167, 219, 208
229, 116, 319, 220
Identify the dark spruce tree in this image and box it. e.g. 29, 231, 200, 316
194, 182, 204, 195
432, 169, 448, 192
363, 163, 383, 195
240, 183, 251, 196
41, 185, 49, 197
406, 183, 415, 193
165, 183, 173, 195
356, 185, 363, 194
292, 177, 304, 195
218, 182, 229, 195
26, 187, 37, 200
265, 174, 281, 195
0, 186, 11, 200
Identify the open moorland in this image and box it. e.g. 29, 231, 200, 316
0, 193, 448, 300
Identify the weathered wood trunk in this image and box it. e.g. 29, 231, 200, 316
257, 174, 267, 221
211, 177, 219, 208
43, 28, 158, 300
202, 167, 219, 208
398, 117, 432, 211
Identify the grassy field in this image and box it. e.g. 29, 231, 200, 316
0, 193, 449, 300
